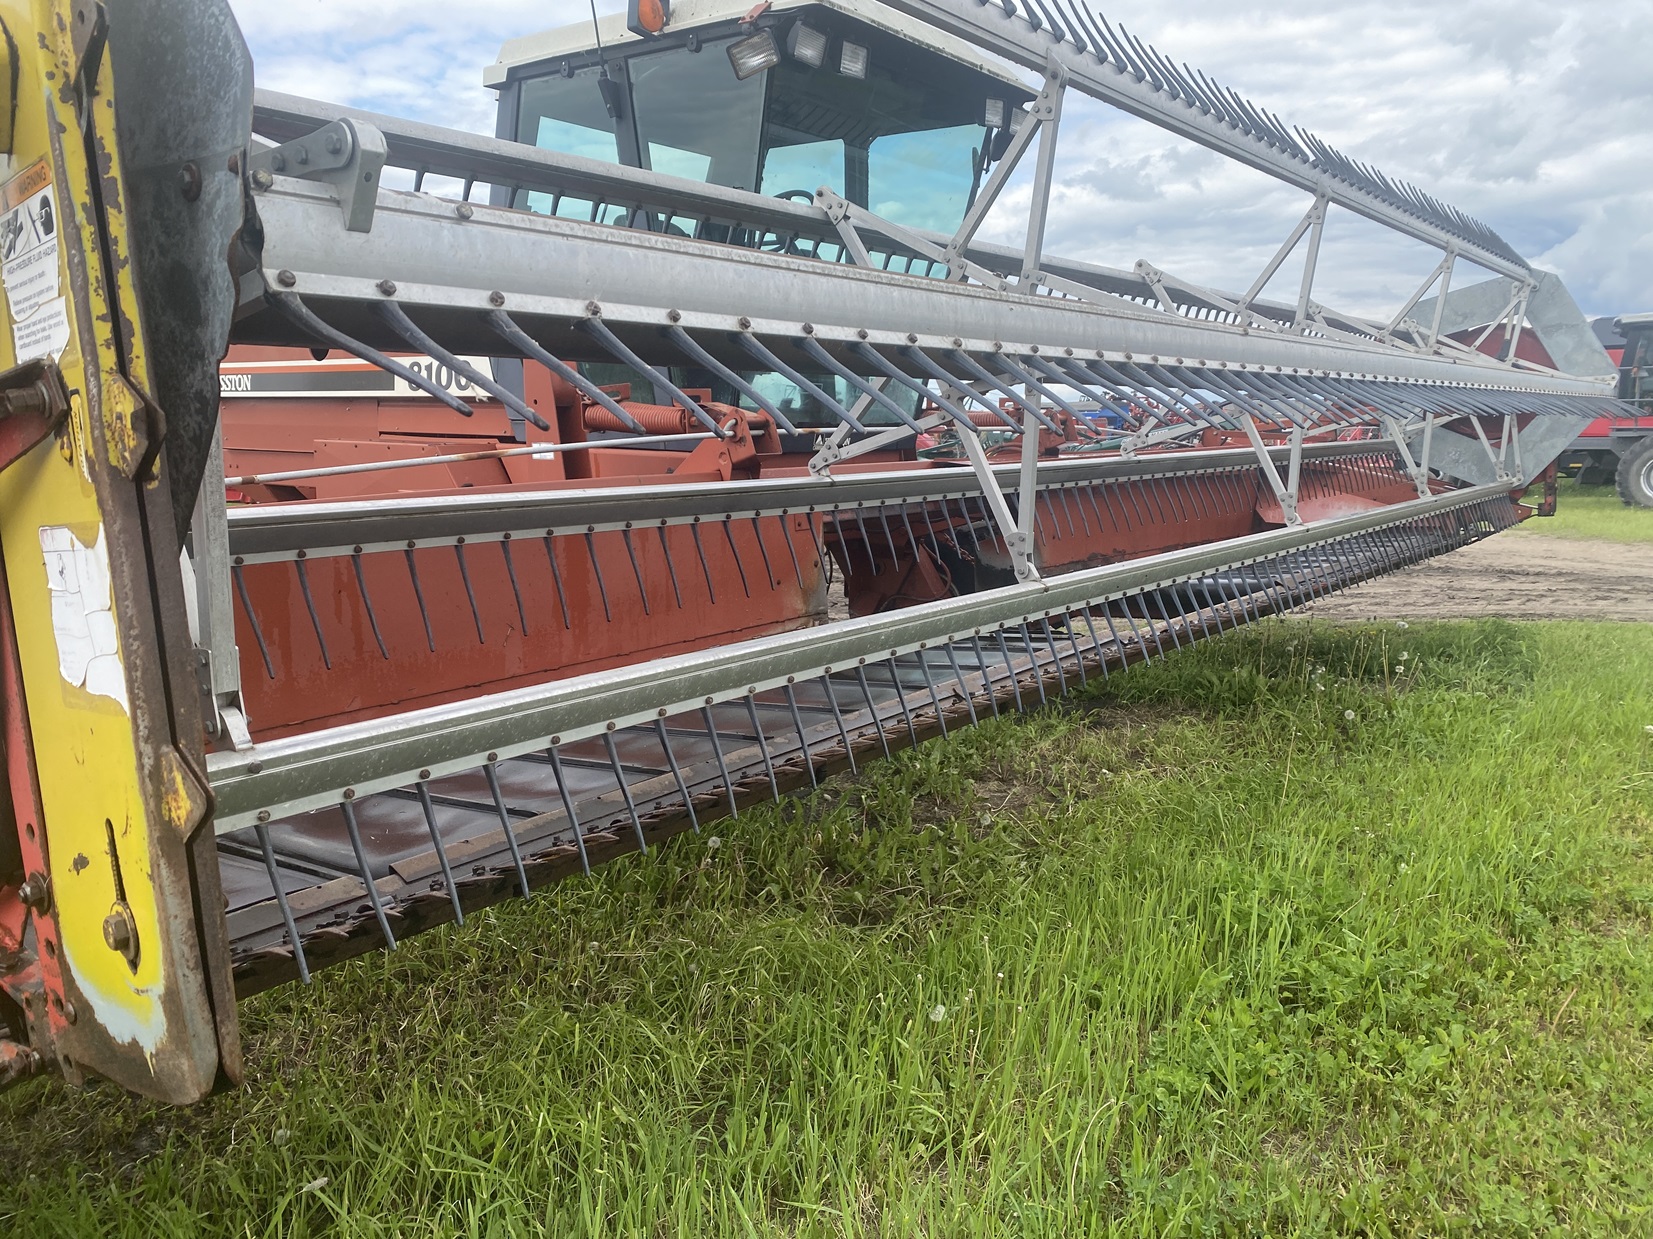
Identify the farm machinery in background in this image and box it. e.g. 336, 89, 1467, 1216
0, 0, 1637, 1104
1552, 315, 1653, 508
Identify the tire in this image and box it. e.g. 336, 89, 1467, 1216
1616, 436, 1653, 509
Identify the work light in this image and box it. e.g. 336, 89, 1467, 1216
727, 29, 780, 80
787, 23, 828, 68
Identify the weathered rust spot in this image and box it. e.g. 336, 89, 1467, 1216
70, 854, 88, 874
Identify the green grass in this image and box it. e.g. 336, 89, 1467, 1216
1516, 476, 1653, 543
4, 620, 1652, 1237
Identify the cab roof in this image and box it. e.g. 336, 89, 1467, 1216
485, 0, 1033, 91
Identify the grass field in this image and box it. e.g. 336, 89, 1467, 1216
3, 619, 1651, 1237
1515, 477, 1653, 543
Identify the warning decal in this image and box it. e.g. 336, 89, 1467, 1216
1, 160, 70, 363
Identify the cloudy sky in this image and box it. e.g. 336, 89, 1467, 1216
230, 0, 1652, 322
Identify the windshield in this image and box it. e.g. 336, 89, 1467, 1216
757, 42, 994, 235
628, 40, 766, 191
516, 66, 628, 222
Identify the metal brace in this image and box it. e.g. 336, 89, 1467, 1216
248, 118, 387, 234
1240, 415, 1305, 527
808, 406, 1040, 582
1384, 414, 1434, 498
187, 427, 253, 751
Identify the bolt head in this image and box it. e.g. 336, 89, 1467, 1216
179, 162, 202, 203
17, 875, 48, 911
489, 290, 506, 307
276, 269, 297, 288
456, 203, 475, 220
377, 279, 398, 297
325, 133, 345, 156
102, 909, 135, 954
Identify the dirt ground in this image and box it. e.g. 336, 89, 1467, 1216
1299, 533, 1653, 624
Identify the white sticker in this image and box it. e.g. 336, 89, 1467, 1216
39, 525, 129, 714
1, 162, 70, 363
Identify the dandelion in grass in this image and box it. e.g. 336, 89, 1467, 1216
1395, 665, 1406, 675
929, 1005, 947, 1023
706, 836, 721, 852
1397, 620, 1409, 630
1315, 682, 1326, 692
1344, 709, 1356, 721
272, 1129, 292, 1148
1645, 725, 1653, 736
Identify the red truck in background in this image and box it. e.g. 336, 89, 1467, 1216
1562, 315, 1653, 507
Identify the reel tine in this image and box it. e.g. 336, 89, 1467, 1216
604, 730, 649, 852
691, 521, 718, 603
885, 656, 921, 748
454, 543, 486, 644
804, 511, 830, 584
783, 683, 818, 789
351, 551, 390, 660
543, 534, 573, 630
657, 525, 685, 609
340, 798, 397, 949
877, 505, 901, 567
745, 695, 781, 801
486, 310, 647, 434
584, 532, 613, 622
484, 761, 533, 898
272, 293, 475, 418
547, 744, 592, 876
737, 332, 866, 432
622, 528, 652, 615
969, 634, 1001, 718
995, 628, 1025, 712
750, 516, 777, 591
920, 650, 949, 739
822, 673, 859, 774
294, 558, 331, 670
655, 718, 699, 834
855, 665, 892, 760
232, 563, 276, 680
700, 705, 741, 818
580, 316, 726, 437
944, 644, 978, 725
416, 780, 466, 925
1039, 618, 1067, 695
851, 508, 880, 577
255, 821, 311, 984
722, 518, 753, 598
1062, 611, 1087, 687
665, 325, 800, 434
404, 548, 437, 652
375, 300, 550, 430
1079, 607, 1109, 680
501, 538, 531, 636
777, 514, 805, 590
1018, 622, 1050, 703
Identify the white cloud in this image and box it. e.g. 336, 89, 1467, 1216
228, 0, 1653, 319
